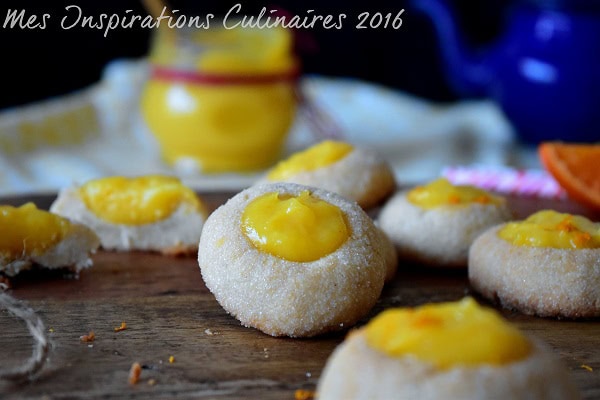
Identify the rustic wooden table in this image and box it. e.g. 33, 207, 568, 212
1, 192, 599, 399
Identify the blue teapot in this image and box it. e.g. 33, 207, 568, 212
413, 0, 600, 143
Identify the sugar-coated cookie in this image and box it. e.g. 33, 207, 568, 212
1, 203, 99, 276
50, 175, 206, 255
378, 178, 511, 267
317, 298, 579, 400
262, 140, 396, 209
469, 210, 600, 318
198, 182, 391, 337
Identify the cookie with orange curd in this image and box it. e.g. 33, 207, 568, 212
50, 175, 207, 255
1, 203, 99, 276
469, 210, 600, 318
260, 140, 396, 209
198, 182, 394, 337
317, 298, 578, 400
378, 178, 512, 267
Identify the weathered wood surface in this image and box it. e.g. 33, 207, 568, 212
0, 192, 599, 399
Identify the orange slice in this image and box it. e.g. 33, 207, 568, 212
538, 142, 600, 210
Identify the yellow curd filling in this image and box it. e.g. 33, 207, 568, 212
78, 175, 203, 225
0, 203, 71, 259
498, 210, 600, 249
365, 297, 531, 369
241, 190, 349, 262
267, 140, 354, 181
407, 178, 502, 209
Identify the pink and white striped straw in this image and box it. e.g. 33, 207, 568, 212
442, 165, 567, 199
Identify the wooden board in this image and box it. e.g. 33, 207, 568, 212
1, 192, 599, 399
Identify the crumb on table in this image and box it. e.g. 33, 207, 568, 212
80, 331, 95, 342
114, 321, 127, 332
294, 389, 315, 400
129, 362, 142, 385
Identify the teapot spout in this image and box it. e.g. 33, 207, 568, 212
412, 0, 491, 97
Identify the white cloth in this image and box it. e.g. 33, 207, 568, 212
0, 59, 538, 196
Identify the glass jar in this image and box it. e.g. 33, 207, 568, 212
140, 25, 298, 173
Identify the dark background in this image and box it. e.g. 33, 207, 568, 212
0, 0, 505, 109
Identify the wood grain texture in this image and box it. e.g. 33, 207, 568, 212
1, 192, 599, 399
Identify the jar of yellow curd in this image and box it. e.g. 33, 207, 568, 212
140, 25, 298, 173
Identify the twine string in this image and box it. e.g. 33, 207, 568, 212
0, 290, 49, 382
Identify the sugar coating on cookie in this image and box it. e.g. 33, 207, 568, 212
376, 226, 398, 283
378, 178, 512, 267
262, 140, 396, 209
50, 175, 207, 255
198, 182, 390, 337
0, 203, 99, 276
469, 210, 600, 318
317, 298, 579, 400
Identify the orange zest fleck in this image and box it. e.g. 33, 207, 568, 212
447, 194, 461, 204
80, 331, 95, 342
474, 195, 491, 204
539, 142, 600, 210
294, 389, 316, 400
556, 216, 575, 232
573, 232, 592, 247
412, 315, 443, 328
114, 322, 127, 332
128, 362, 142, 385
556, 216, 592, 246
